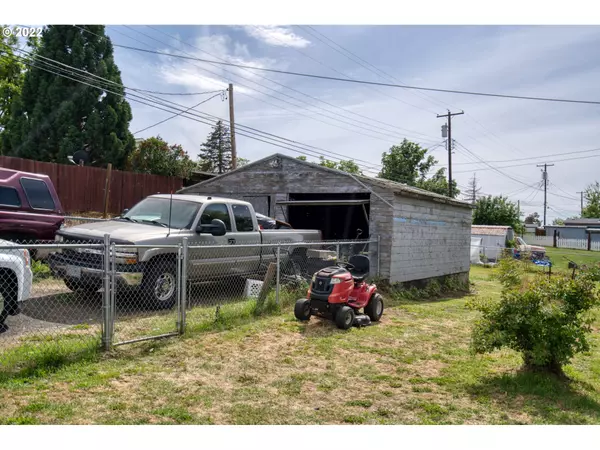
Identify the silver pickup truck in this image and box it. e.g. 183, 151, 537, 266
49, 195, 321, 308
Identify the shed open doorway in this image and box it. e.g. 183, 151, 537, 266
283, 193, 370, 241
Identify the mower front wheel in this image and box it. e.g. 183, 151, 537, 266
294, 299, 312, 321
364, 293, 384, 322
335, 306, 355, 330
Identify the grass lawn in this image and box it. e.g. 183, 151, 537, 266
1, 265, 599, 425
545, 247, 600, 273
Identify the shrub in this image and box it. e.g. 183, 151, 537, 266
31, 260, 52, 281
469, 261, 600, 376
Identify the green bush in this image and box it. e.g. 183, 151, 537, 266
31, 260, 52, 281
469, 259, 600, 376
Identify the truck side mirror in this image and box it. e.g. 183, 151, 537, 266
196, 219, 227, 237
121, 208, 129, 216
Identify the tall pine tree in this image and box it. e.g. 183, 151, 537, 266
198, 120, 232, 174
1, 25, 135, 168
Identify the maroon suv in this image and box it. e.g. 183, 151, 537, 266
0, 168, 65, 244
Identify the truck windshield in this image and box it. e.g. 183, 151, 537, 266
122, 198, 201, 229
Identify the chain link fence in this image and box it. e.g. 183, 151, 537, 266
1, 237, 378, 375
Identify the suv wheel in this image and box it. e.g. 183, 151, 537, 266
142, 260, 178, 310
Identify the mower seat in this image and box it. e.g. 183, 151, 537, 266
348, 255, 370, 282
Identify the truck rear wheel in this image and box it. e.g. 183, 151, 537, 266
141, 260, 178, 310
0, 270, 20, 316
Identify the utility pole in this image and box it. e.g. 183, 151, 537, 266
228, 83, 237, 170
517, 200, 523, 237
576, 191, 584, 215
536, 163, 554, 226
437, 110, 464, 198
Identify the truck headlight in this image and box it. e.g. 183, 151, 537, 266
330, 277, 342, 284
115, 252, 138, 265
55, 235, 64, 243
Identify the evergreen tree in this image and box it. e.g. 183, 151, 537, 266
198, 120, 232, 174
1, 25, 135, 168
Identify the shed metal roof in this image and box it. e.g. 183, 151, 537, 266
180, 153, 472, 209
471, 225, 512, 236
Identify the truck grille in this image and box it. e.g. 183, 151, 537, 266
60, 235, 105, 269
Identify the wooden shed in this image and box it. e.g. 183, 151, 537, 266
180, 154, 472, 284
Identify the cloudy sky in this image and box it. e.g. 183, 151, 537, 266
107, 25, 600, 223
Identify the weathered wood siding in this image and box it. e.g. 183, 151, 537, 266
182, 156, 394, 279
390, 194, 472, 283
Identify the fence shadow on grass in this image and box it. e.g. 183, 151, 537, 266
466, 370, 600, 424
0, 337, 101, 383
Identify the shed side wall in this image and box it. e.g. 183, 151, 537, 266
390, 194, 472, 283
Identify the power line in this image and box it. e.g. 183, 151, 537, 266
294, 26, 439, 115
129, 25, 440, 144
453, 151, 600, 173
453, 140, 533, 189
452, 146, 600, 166
111, 43, 600, 106
548, 180, 579, 201
133, 88, 224, 96
133, 92, 224, 135
8, 50, 389, 173
293, 26, 531, 164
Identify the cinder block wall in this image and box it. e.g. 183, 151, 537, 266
390, 195, 472, 283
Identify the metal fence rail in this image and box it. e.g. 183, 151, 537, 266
0, 237, 379, 373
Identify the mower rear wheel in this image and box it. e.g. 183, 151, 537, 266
364, 293, 384, 322
294, 299, 312, 321
335, 306, 355, 330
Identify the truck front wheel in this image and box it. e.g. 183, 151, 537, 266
141, 260, 178, 310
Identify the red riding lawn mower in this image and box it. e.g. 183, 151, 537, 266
294, 255, 384, 329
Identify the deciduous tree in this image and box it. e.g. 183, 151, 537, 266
582, 181, 600, 218
473, 195, 521, 231
379, 139, 459, 198
128, 136, 195, 178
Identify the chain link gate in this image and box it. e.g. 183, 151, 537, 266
109, 241, 184, 347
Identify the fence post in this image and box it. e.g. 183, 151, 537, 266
588, 232, 592, 251
276, 245, 281, 305
180, 238, 188, 334
110, 242, 116, 344
553, 230, 557, 248
102, 234, 112, 351
176, 243, 182, 333
336, 244, 340, 262
103, 163, 112, 219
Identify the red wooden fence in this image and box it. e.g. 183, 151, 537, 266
0, 156, 183, 215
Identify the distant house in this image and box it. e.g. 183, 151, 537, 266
564, 218, 600, 227
471, 225, 514, 261
545, 218, 600, 244
523, 223, 539, 234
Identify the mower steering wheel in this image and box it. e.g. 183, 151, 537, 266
338, 262, 355, 271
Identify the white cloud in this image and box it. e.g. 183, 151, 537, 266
154, 33, 282, 98
243, 26, 311, 48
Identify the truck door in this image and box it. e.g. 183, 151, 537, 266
227, 204, 262, 276
188, 203, 232, 280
